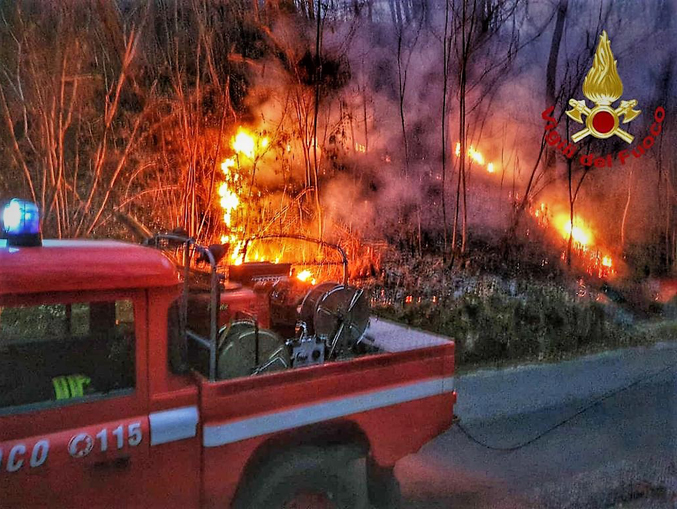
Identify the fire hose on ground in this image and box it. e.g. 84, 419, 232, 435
453, 361, 676, 452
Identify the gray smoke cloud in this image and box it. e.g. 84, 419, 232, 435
234, 0, 675, 252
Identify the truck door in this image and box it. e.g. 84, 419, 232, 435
0, 291, 150, 508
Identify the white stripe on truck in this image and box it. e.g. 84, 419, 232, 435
203, 375, 454, 448
149, 406, 199, 445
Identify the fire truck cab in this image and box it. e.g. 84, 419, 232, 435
0, 199, 456, 508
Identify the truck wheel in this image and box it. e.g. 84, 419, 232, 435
233, 445, 367, 509
366, 456, 402, 509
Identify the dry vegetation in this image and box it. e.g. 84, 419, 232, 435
1, 0, 676, 364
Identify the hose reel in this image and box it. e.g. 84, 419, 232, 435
216, 320, 290, 379
300, 283, 369, 358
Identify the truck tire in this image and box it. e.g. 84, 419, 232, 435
366, 456, 402, 509
232, 445, 367, 509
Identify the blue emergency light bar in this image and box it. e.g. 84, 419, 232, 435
2, 199, 42, 247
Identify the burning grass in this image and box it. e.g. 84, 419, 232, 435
368, 240, 676, 369
529, 202, 616, 279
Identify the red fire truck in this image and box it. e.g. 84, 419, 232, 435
0, 199, 456, 508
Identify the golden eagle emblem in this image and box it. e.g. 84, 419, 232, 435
566, 31, 640, 144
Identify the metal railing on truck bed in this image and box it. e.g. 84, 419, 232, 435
145, 234, 221, 381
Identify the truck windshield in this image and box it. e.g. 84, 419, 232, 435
0, 299, 135, 413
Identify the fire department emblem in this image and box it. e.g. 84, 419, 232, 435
566, 31, 640, 144
68, 433, 94, 458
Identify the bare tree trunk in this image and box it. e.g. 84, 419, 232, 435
565, 137, 592, 267
397, 4, 425, 255
397, 33, 409, 178
653, 0, 674, 269
312, 0, 323, 240
621, 169, 633, 249
388, 0, 402, 29
442, 0, 451, 258
361, 80, 369, 153
567, 156, 574, 266
544, 0, 568, 171
457, 0, 469, 255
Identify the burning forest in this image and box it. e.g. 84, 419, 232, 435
1, 0, 676, 365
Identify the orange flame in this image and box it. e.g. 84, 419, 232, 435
216, 127, 330, 280
232, 130, 255, 158
231, 127, 269, 159
218, 156, 239, 228
296, 269, 316, 285
555, 215, 593, 247
455, 142, 497, 174
468, 147, 485, 165
217, 127, 273, 264
532, 208, 614, 276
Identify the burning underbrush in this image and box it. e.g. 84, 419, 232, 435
167, 111, 661, 372
207, 124, 619, 287
365, 225, 667, 368
528, 203, 616, 280
4, 0, 675, 379
193, 124, 384, 286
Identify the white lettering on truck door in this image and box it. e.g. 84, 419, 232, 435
1, 441, 51, 473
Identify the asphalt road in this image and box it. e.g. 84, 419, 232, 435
396, 343, 677, 508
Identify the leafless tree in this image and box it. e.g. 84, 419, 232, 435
447, 0, 520, 260
0, 2, 150, 238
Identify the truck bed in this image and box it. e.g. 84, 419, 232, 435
364, 315, 450, 353
197, 324, 455, 508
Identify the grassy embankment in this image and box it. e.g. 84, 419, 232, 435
371, 284, 677, 372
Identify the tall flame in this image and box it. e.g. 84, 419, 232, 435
582, 31, 623, 106
217, 127, 283, 266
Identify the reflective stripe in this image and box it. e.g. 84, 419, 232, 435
203, 375, 455, 448
52, 375, 90, 400
149, 406, 199, 446
52, 377, 69, 400
66, 377, 78, 398
67, 375, 89, 398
